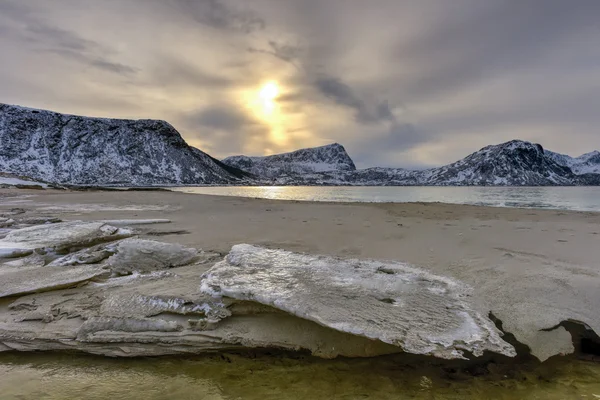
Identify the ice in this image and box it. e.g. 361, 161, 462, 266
200, 244, 516, 359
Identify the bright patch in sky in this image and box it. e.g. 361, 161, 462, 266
259, 81, 279, 115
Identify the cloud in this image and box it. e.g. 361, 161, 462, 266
2, 0, 600, 169
314, 76, 396, 125
247, 40, 303, 69
180, 104, 271, 156
150, 56, 233, 89
0, 1, 138, 76
391, 0, 600, 101
173, 0, 265, 33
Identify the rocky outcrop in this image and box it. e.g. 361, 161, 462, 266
0, 103, 251, 186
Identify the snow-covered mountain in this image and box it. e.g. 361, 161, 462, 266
0, 103, 250, 186
1, 102, 598, 187
546, 150, 600, 175
222, 143, 356, 179
417, 140, 578, 186
242, 140, 599, 186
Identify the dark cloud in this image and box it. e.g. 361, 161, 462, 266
188, 105, 256, 131
247, 40, 303, 69
173, 0, 265, 33
0, 1, 138, 76
181, 104, 270, 156
392, 0, 600, 101
349, 123, 433, 168
150, 57, 233, 89
315, 76, 396, 125
43, 48, 138, 75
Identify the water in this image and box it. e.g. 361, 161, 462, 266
1, 352, 599, 400
172, 186, 600, 212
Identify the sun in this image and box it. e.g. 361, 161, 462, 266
257, 81, 280, 116
259, 81, 279, 101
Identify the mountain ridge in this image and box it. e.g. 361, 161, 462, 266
238, 140, 600, 186
1, 103, 599, 186
0, 103, 249, 186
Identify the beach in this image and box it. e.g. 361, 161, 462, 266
1, 188, 600, 398
1, 188, 600, 361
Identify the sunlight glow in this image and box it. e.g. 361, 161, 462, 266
259, 81, 279, 115
259, 81, 279, 101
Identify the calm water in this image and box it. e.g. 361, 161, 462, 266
1, 352, 599, 400
172, 186, 600, 212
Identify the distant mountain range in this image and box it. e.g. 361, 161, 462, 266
1, 103, 599, 186
223, 140, 600, 186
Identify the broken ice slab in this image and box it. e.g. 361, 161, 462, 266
200, 244, 517, 360
0, 265, 109, 298
0, 221, 132, 254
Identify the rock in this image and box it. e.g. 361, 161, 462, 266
200, 244, 516, 359
106, 239, 199, 275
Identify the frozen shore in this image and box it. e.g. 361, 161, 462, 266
0, 188, 599, 362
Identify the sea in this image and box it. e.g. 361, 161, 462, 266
172, 186, 600, 212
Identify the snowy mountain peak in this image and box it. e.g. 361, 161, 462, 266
222, 143, 356, 178
419, 140, 577, 186
546, 148, 600, 175
0, 103, 249, 186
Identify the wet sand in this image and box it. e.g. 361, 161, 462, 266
1, 351, 600, 400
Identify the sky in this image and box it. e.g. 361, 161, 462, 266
1, 0, 600, 169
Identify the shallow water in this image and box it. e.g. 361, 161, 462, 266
172, 186, 600, 212
1, 352, 599, 400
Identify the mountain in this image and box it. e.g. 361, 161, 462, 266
240, 140, 599, 186
222, 143, 356, 179
0, 103, 250, 186
1, 102, 598, 187
546, 150, 600, 175
417, 140, 578, 186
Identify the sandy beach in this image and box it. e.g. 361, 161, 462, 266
1, 188, 600, 362
2, 188, 598, 272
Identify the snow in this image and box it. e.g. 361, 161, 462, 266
546, 150, 600, 175
200, 244, 516, 359
0, 176, 48, 188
